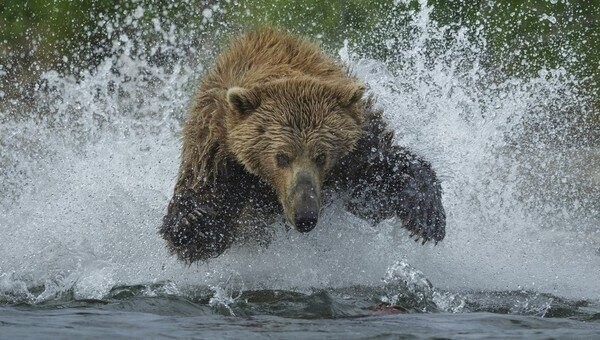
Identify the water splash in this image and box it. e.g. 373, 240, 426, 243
0, 0, 597, 310
209, 274, 244, 316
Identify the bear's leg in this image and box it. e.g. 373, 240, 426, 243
160, 188, 236, 263
345, 146, 446, 243
332, 111, 446, 244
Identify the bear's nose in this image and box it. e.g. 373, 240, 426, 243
293, 191, 319, 232
294, 209, 318, 233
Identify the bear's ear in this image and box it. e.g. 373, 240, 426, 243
338, 83, 366, 108
227, 87, 261, 115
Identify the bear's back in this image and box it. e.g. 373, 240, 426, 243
202, 27, 350, 90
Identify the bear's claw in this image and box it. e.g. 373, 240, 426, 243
402, 204, 446, 244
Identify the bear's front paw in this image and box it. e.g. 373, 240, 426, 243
160, 189, 233, 263
398, 169, 446, 244
400, 194, 446, 244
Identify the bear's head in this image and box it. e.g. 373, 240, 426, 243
226, 77, 365, 232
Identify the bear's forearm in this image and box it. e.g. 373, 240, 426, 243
341, 144, 445, 243
334, 108, 446, 243
338, 143, 413, 221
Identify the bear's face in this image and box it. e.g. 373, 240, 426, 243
226, 78, 364, 232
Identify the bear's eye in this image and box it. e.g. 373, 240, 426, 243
275, 153, 291, 168
315, 153, 327, 167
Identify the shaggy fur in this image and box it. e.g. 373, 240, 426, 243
160, 28, 446, 263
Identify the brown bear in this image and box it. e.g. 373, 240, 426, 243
160, 27, 445, 263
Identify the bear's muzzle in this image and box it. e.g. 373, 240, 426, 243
290, 171, 320, 232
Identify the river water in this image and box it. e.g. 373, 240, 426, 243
1, 1, 598, 338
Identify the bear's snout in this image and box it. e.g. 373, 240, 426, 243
290, 172, 320, 233
294, 195, 319, 232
